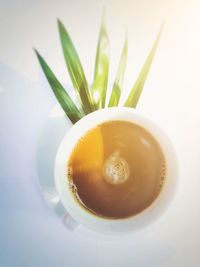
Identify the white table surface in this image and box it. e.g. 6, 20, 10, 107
1, 0, 200, 266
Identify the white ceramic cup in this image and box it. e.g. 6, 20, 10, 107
55, 107, 178, 234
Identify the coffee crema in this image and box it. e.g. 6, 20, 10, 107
67, 121, 166, 219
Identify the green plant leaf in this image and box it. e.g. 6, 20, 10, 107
124, 25, 163, 108
34, 49, 82, 124
92, 12, 110, 109
57, 19, 94, 114
108, 34, 128, 107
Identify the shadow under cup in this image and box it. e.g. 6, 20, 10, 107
55, 107, 178, 234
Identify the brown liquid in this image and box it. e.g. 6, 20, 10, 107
67, 121, 166, 219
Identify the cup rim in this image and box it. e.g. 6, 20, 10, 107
55, 107, 178, 234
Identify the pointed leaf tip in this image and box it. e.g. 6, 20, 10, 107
124, 26, 163, 108
35, 50, 82, 124
92, 14, 110, 109
108, 34, 128, 107
58, 19, 94, 114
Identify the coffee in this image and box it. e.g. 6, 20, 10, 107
67, 121, 166, 219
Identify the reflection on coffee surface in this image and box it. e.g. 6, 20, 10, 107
67, 121, 166, 219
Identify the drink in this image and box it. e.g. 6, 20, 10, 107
67, 120, 166, 219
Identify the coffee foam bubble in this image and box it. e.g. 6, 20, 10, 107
66, 166, 73, 180
158, 163, 166, 189
103, 151, 130, 185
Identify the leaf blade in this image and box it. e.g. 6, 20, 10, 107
34, 49, 82, 124
58, 19, 94, 114
92, 13, 110, 109
124, 25, 163, 108
108, 34, 128, 107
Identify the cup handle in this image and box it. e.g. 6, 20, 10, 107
62, 213, 79, 231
